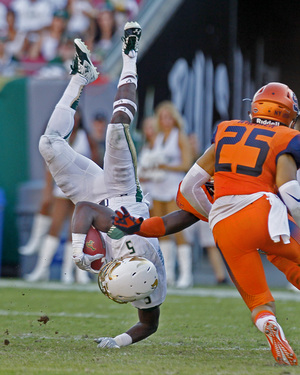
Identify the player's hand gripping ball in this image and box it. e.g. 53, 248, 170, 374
83, 227, 106, 272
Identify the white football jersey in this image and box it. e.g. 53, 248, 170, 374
103, 232, 166, 309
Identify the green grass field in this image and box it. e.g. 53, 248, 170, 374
1, 281, 300, 375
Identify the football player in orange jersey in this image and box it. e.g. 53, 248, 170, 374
113, 82, 300, 365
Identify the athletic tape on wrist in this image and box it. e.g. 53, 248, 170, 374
114, 333, 132, 347
71, 233, 86, 257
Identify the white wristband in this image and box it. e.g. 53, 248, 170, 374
114, 333, 132, 347
72, 233, 86, 257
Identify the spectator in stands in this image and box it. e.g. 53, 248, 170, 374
1, 0, 142, 76
0, 35, 18, 76
35, 33, 74, 78
90, 0, 105, 8
9, 1, 54, 72
55, 33, 75, 67
0, 3, 7, 31
17, 36, 46, 75
137, 116, 159, 216
144, 101, 194, 288
48, 0, 68, 11
1, 8, 25, 61
66, 0, 94, 36
11, 0, 53, 34
110, 0, 139, 35
31, 9, 69, 63
92, 3, 117, 63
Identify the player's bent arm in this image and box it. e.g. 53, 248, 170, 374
179, 163, 212, 219
71, 202, 115, 273
196, 144, 215, 175
139, 210, 199, 237
276, 154, 300, 226
113, 206, 199, 237
126, 306, 160, 344
72, 201, 114, 234
95, 306, 160, 348
178, 144, 215, 219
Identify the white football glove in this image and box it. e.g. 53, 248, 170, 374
94, 337, 120, 349
73, 253, 103, 274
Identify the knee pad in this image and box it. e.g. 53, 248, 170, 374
39, 135, 56, 163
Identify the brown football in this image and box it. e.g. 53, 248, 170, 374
83, 226, 106, 272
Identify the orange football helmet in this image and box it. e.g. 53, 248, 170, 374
250, 82, 299, 127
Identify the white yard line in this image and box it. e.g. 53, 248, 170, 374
1, 278, 300, 301
0, 279, 99, 292
0, 309, 108, 319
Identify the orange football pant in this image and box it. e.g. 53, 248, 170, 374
212, 196, 300, 311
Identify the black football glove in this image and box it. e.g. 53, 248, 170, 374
112, 206, 144, 234
204, 180, 214, 199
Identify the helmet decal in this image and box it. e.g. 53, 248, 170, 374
98, 255, 158, 304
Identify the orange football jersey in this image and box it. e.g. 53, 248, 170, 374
212, 120, 300, 199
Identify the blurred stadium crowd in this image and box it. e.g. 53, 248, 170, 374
0, 0, 142, 77
0, 0, 230, 287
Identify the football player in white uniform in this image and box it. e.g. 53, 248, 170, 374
39, 22, 166, 348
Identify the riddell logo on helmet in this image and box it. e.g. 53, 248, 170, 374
256, 118, 280, 126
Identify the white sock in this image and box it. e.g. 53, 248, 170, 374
57, 75, 86, 109
118, 53, 137, 88
255, 313, 277, 333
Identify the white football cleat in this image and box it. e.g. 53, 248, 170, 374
122, 21, 142, 57
70, 39, 99, 84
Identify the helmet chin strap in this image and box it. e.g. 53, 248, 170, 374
289, 119, 296, 129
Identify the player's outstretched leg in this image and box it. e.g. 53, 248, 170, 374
111, 21, 142, 125
42, 39, 98, 140
39, 40, 107, 206
267, 254, 300, 290
103, 22, 144, 203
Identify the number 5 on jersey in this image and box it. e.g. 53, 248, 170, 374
126, 240, 136, 254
